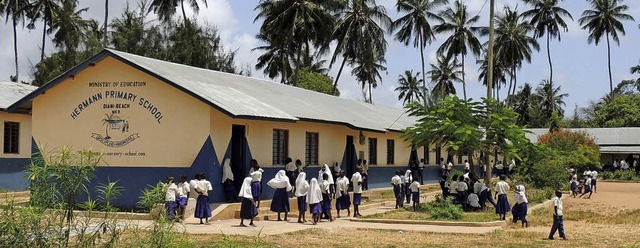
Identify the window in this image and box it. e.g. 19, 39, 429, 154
423, 144, 430, 165
305, 132, 319, 165
272, 129, 288, 165
386, 139, 395, 165
3, 122, 19, 154
458, 155, 463, 164
368, 138, 377, 165
435, 146, 441, 164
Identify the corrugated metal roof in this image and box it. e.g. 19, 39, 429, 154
108, 49, 416, 132
526, 128, 640, 146
599, 146, 640, 154
0, 81, 38, 111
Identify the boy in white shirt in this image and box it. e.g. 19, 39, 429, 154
391, 170, 403, 209
468, 193, 480, 211
351, 168, 363, 217
464, 160, 470, 173
549, 190, 566, 240
164, 176, 178, 220
579, 174, 593, 199
410, 178, 421, 211
590, 169, 598, 193
449, 175, 459, 203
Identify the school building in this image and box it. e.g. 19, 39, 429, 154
527, 128, 640, 166
5, 49, 474, 207
0, 81, 37, 191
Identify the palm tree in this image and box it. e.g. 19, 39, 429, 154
533, 79, 568, 121
428, 55, 462, 101
253, 32, 293, 84
328, 0, 391, 95
392, 0, 446, 105
478, 50, 509, 100
148, 0, 177, 23
254, 0, 334, 86
521, 0, 573, 93
434, 0, 482, 100
103, 0, 108, 47
29, 0, 61, 61
395, 70, 425, 105
578, 0, 635, 94
352, 43, 387, 104
178, 0, 207, 24
2, 0, 29, 82
49, 0, 90, 64
494, 6, 539, 99
512, 83, 535, 126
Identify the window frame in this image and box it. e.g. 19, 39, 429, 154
3, 121, 20, 154
386, 139, 395, 165
305, 132, 319, 165
272, 129, 289, 165
368, 137, 377, 165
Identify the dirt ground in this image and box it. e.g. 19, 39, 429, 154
190, 182, 640, 247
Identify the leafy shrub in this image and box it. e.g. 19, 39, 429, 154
537, 129, 601, 172
526, 187, 555, 205
423, 196, 463, 220
600, 170, 640, 181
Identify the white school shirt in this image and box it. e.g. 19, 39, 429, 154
468, 193, 480, 207
473, 181, 488, 194
494, 181, 510, 195
189, 179, 199, 197
250, 168, 264, 182
585, 177, 592, 186
553, 197, 563, 216
418, 162, 424, 169
391, 175, 402, 186
444, 180, 451, 189
165, 183, 178, 201
571, 174, 577, 182
450, 181, 458, 194
321, 180, 331, 194
441, 162, 446, 170
447, 162, 453, 170
285, 162, 296, 172
583, 170, 591, 177
514, 192, 528, 204
464, 162, 470, 170
177, 182, 190, 198
197, 180, 213, 196
457, 181, 468, 192
351, 172, 363, 194
362, 163, 369, 174
591, 171, 598, 179
495, 163, 504, 170
509, 159, 516, 170
336, 177, 349, 197
410, 181, 420, 192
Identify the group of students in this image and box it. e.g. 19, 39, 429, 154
391, 170, 422, 211
236, 163, 367, 226
569, 168, 597, 199
164, 173, 214, 224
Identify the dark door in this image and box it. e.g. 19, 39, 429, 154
231, 125, 247, 194
345, 135, 357, 178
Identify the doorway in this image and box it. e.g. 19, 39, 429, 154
231, 125, 247, 194
345, 135, 357, 178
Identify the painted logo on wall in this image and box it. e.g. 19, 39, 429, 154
91, 113, 140, 147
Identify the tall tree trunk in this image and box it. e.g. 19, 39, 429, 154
41, 14, 47, 62
606, 32, 613, 94
103, 0, 108, 48
546, 34, 554, 112
512, 66, 518, 96
181, 0, 188, 25
293, 42, 302, 86
368, 81, 372, 103
420, 37, 427, 107
331, 57, 348, 95
462, 54, 467, 100
12, 17, 19, 82
485, 0, 495, 185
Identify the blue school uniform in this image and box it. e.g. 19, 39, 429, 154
495, 194, 511, 214
310, 203, 322, 214
352, 193, 362, 205
251, 181, 262, 200
240, 198, 258, 219
194, 195, 211, 218
270, 188, 290, 212
336, 193, 351, 210
297, 196, 307, 212
412, 192, 420, 204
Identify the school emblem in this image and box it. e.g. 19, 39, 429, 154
91, 113, 140, 147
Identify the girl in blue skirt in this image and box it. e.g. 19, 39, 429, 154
194, 173, 213, 224
494, 175, 511, 220
222, 159, 236, 203
410, 177, 421, 211
295, 172, 310, 223
267, 170, 292, 221
351, 169, 363, 217
307, 178, 323, 225
335, 171, 351, 218
249, 160, 264, 208
238, 177, 258, 227
391, 170, 403, 209
320, 173, 333, 221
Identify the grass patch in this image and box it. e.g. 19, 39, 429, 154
364, 197, 500, 222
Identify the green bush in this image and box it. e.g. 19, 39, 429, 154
600, 170, 640, 181
526, 187, 555, 205
423, 196, 463, 220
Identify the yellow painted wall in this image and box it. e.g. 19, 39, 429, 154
31, 57, 210, 167
209, 108, 418, 168
0, 112, 32, 159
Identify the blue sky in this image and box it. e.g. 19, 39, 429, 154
1, 0, 639, 114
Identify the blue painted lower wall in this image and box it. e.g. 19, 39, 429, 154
0, 158, 30, 191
